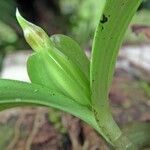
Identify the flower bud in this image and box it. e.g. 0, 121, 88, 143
16, 9, 52, 52
16, 9, 91, 106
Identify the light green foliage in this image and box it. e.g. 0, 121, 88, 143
140, 81, 150, 98
16, 9, 90, 106
0, 1, 149, 149
0, 20, 18, 71
0, 21, 17, 46
0, 0, 18, 50
48, 109, 67, 134
60, 0, 105, 46
50, 34, 90, 79
91, 0, 142, 148
0, 0, 28, 73
0, 79, 100, 137
60, 0, 150, 46
0, 0, 16, 25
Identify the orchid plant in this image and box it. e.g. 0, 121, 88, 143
0, 0, 149, 149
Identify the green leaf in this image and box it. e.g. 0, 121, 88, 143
27, 50, 91, 106
90, 0, 142, 147
0, 79, 112, 143
91, 0, 142, 102
17, 10, 90, 106
50, 34, 90, 79
0, 79, 99, 132
27, 53, 63, 93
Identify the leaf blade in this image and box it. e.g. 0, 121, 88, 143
91, 0, 142, 106
27, 53, 62, 92
0, 79, 100, 135
50, 34, 90, 79
90, 0, 142, 146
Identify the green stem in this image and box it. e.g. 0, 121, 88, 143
93, 105, 136, 149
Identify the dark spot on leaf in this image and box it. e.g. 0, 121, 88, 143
101, 26, 104, 31
100, 14, 108, 24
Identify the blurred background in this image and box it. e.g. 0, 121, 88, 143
0, 0, 150, 149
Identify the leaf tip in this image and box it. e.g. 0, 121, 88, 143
16, 8, 29, 30
16, 8, 51, 52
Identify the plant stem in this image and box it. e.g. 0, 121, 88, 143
93, 105, 137, 149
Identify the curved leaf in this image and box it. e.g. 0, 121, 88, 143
50, 34, 90, 79
91, 0, 142, 102
27, 53, 62, 92
90, 0, 142, 147
0, 79, 112, 143
27, 51, 91, 106
0, 79, 98, 130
